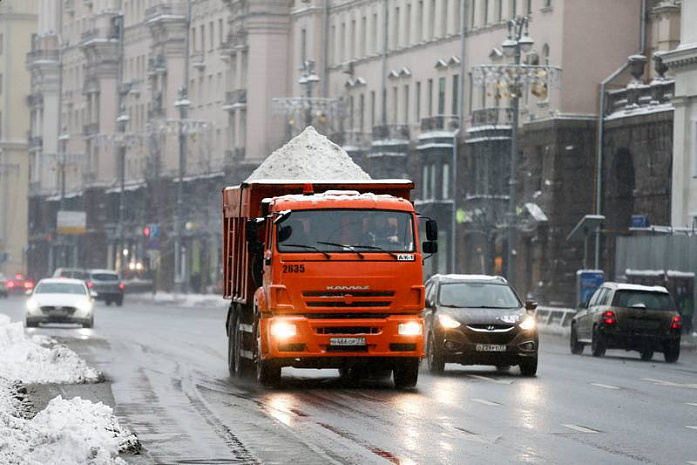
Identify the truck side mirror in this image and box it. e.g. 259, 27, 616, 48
423, 241, 438, 254
426, 219, 438, 241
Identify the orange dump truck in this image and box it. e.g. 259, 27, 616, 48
222, 180, 438, 387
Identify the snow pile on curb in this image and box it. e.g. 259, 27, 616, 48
127, 292, 228, 308
0, 387, 138, 465
247, 126, 371, 181
0, 314, 100, 384
0, 315, 139, 464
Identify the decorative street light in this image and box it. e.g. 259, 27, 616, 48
502, 16, 533, 286
298, 60, 321, 127
117, 107, 130, 273
174, 85, 191, 294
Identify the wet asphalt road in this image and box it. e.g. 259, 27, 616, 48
1, 296, 696, 465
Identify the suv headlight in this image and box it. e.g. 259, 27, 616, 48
438, 314, 461, 329
519, 315, 536, 331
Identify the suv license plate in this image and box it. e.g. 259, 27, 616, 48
330, 337, 366, 347
476, 344, 506, 352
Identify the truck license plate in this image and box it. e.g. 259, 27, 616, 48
330, 337, 366, 347
476, 344, 506, 352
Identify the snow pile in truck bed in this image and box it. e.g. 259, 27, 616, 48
246, 126, 371, 181
0, 314, 100, 384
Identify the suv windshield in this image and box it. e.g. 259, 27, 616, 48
277, 209, 415, 253
439, 282, 521, 309
35, 282, 86, 295
612, 290, 674, 311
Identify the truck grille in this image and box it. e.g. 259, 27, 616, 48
303, 290, 395, 310
316, 326, 380, 335
306, 313, 389, 319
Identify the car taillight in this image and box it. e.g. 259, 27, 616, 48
87, 281, 94, 288
119, 282, 124, 291
602, 310, 616, 325
7, 280, 15, 289
671, 315, 683, 330
24, 280, 34, 289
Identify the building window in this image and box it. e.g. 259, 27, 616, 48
219, 19, 224, 45
361, 16, 367, 56
527, 0, 533, 14
404, 84, 410, 123
200, 25, 205, 53
443, 163, 450, 200
209, 21, 214, 51
512, 0, 518, 17
330, 25, 336, 64
416, 82, 422, 122
430, 163, 437, 199
438, 77, 446, 115
497, 0, 503, 21
392, 86, 398, 123
452, 74, 459, 116
359, 93, 365, 132
430, 0, 436, 38
428, 79, 434, 116
423, 165, 430, 200
417, 1, 424, 41
471, 0, 477, 28
393, 7, 400, 48
351, 19, 356, 58
405, 4, 411, 45
301, 28, 307, 63
542, 43, 550, 64
0, 34, 3, 55
372, 13, 378, 53
544, 0, 552, 7
349, 95, 355, 129
371, 91, 376, 127
692, 121, 697, 177
340, 22, 346, 62
442, 0, 449, 35
484, 0, 489, 24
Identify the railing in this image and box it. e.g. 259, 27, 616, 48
147, 55, 166, 74
340, 130, 371, 148
224, 90, 247, 110
28, 136, 43, 149
534, 306, 576, 334
191, 51, 205, 69
420, 115, 460, 132
26, 48, 59, 65
605, 79, 674, 115
26, 93, 43, 107
145, 1, 187, 21
372, 124, 410, 141
471, 107, 514, 127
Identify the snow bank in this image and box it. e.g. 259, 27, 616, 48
246, 126, 371, 181
0, 392, 138, 465
0, 315, 100, 384
127, 291, 228, 308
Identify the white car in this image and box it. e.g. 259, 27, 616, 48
25, 278, 95, 328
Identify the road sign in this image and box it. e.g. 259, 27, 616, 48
57, 211, 87, 235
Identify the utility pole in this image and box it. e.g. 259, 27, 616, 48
57, 129, 70, 269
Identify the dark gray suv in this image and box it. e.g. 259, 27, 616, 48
424, 274, 539, 376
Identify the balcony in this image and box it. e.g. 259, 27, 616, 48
26, 93, 44, 107
147, 55, 167, 75
372, 124, 410, 141
191, 51, 205, 71
223, 89, 247, 111
28, 136, 43, 151
605, 79, 674, 116
26, 48, 59, 67
145, 2, 187, 22
420, 115, 461, 133
471, 107, 514, 127
339, 130, 371, 149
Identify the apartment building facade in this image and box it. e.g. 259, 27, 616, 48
0, 0, 37, 277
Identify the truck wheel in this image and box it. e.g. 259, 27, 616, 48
255, 319, 281, 387
519, 356, 538, 377
426, 333, 445, 374
591, 326, 606, 357
664, 340, 680, 363
570, 324, 584, 355
393, 358, 419, 389
640, 349, 654, 361
228, 312, 244, 377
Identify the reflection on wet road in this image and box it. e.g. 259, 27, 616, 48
2, 297, 696, 465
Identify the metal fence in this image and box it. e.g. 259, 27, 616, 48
615, 235, 697, 278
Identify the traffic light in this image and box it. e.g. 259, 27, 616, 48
143, 225, 150, 238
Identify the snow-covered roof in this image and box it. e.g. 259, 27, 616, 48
604, 282, 669, 293
524, 203, 548, 222
430, 273, 508, 283
38, 278, 87, 285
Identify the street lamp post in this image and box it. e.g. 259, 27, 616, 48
117, 107, 130, 273
298, 60, 320, 127
174, 86, 191, 293
57, 129, 70, 268
501, 16, 534, 286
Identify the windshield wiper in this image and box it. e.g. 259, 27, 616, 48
316, 241, 365, 259
349, 244, 399, 259
282, 243, 331, 259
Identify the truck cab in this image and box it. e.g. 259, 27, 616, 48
223, 181, 437, 387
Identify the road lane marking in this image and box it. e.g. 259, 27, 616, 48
590, 383, 621, 390
472, 398, 501, 406
467, 374, 514, 385
686, 426, 697, 431
687, 403, 697, 407
561, 424, 600, 434
642, 378, 697, 389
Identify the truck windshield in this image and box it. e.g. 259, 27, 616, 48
612, 290, 674, 311
277, 209, 415, 253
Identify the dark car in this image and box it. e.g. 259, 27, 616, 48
5, 273, 35, 295
87, 269, 124, 306
424, 274, 539, 376
53, 267, 90, 281
570, 282, 681, 362
0, 273, 8, 297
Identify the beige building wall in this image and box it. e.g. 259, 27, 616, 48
0, 0, 37, 275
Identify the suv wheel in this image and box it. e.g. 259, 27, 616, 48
426, 333, 445, 374
664, 339, 680, 363
519, 356, 538, 377
570, 324, 584, 355
591, 326, 606, 357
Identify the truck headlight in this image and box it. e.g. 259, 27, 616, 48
519, 316, 536, 331
270, 320, 297, 339
26, 298, 39, 313
398, 321, 422, 336
438, 314, 461, 329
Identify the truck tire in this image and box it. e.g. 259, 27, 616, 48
591, 326, 606, 357
664, 339, 680, 363
393, 358, 419, 389
426, 333, 445, 374
570, 324, 584, 355
255, 318, 281, 387
228, 311, 246, 377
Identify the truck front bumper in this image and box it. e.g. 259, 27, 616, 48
260, 314, 424, 366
